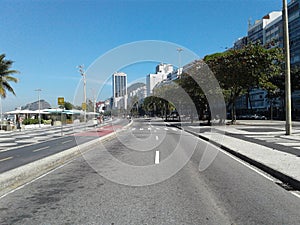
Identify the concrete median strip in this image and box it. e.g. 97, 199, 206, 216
0, 120, 133, 197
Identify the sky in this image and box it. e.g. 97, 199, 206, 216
0, 0, 283, 112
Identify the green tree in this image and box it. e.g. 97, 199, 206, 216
0, 54, 19, 98
204, 43, 283, 122
64, 101, 74, 110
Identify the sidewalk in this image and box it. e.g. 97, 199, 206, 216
167, 119, 300, 191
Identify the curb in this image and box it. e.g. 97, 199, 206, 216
0, 120, 133, 197
168, 123, 300, 191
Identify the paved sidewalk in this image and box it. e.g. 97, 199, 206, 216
167, 120, 300, 190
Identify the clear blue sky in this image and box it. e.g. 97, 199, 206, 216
1, 0, 283, 112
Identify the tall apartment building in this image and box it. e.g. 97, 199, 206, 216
112, 72, 127, 110
146, 63, 174, 96
264, 14, 283, 49
233, 36, 248, 49
127, 83, 147, 110
246, 0, 300, 66
247, 11, 282, 45
289, 0, 300, 66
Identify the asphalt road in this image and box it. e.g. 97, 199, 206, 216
0, 118, 299, 224
0, 119, 128, 173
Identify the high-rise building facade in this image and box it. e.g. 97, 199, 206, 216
146, 63, 174, 96
247, 11, 282, 45
289, 0, 300, 66
264, 14, 283, 49
112, 72, 127, 110
246, 0, 300, 66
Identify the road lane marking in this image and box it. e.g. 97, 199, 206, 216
155, 151, 160, 164
218, 148, 274, 182
62, 140, 73, 144
0, 156, 13, 162
140, 128, 144, 131
132, 128, 136, 131
156, 136, 159, 141
0, 160, 73, 199
164, 128, 168, 130
291, 191, 300, 199
33, 146, 50, 152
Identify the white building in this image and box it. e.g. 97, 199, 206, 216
127, 83, 146, 109
248, 11, 282, 45
146, 63, 173, 96
264, 13, 283, 49
112, 72, 127, 110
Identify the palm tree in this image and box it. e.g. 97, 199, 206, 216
0, 54, 19, 98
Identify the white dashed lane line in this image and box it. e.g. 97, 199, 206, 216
155, 150, 160, 164
0, 156, 13, 162
32, 146, 50, 152
61, 140, 73, 144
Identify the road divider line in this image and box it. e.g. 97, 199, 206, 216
156, 136, 159, 141
0, 156, 13, 162
155, 151, 160, 164
61, 140, 73, 144
33, 146, 50, 152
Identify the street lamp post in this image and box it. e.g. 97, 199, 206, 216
78, 65, 87, 123
0, 97, 2, 130
177, 48, 183, 76
35, 89, 42, 128
283, 0, 292, 135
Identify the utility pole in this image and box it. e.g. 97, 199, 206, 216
35, 89, 42, 128
283, 0, 292, 135
78, 65, 87, 123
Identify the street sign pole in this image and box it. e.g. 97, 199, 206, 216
58, 97, 65, 136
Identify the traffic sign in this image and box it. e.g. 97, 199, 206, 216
58, 97, 64, 105
82, 102, 87, 110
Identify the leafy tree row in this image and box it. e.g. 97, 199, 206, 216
204, 43, 284, 122
146, 43, 289, 124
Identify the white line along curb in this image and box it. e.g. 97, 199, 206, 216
0, 119, 133, 197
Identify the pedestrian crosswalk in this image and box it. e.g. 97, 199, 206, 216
129, 127, 179, 132
0, 125, 83, 151
245, 135, 300, 151
0, 124, 181, 152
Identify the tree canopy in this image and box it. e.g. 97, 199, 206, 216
204, 43, 283, 121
